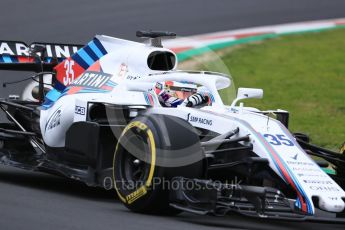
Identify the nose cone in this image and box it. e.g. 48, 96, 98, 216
318, 196, 345, 212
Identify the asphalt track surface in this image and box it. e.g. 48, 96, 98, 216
1, 1, 345, 229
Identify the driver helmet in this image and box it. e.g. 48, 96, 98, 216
155, 81, 197, 100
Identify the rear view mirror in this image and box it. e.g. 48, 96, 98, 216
237, 88, 263, 99
231, 88, 263, 107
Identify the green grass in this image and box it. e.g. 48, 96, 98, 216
206, 28, 345, 150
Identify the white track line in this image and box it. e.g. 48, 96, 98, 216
165, 18, 345, 53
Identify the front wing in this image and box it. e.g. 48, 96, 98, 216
169, 177, 345, 223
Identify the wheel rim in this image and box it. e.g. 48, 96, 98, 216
118, 133, 152, 188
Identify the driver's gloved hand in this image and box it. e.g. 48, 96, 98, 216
185, 93, 209, 107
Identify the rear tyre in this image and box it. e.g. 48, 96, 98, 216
113, 114, 204, 214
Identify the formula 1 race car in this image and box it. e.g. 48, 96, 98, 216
0, 31, 344, 223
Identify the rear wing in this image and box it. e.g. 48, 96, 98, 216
0, 37, 108, 102
0, 40, 83, 72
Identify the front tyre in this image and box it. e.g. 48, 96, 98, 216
113, 114, 204, 214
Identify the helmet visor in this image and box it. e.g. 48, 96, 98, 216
175, 91, 193, 100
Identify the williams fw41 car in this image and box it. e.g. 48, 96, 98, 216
0, 31, 345, 223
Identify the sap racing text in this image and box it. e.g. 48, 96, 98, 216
187, 113, 212, 126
